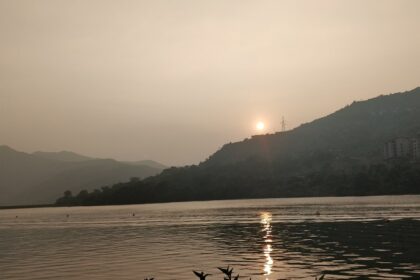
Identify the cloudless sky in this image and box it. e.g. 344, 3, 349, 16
1, 0, 419, 165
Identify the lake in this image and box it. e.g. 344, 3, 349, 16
1, 195, 420, 280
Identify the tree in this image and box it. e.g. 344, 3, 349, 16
130, 177, 140, 183
64, 190, 72, 198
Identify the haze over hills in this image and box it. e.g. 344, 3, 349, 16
31, 151, 168, 169
0, 146, 165, 206
57, 87, 420, 206
32, 151, 94, 162
124, 160, 168, 170
206, 87, 420, 166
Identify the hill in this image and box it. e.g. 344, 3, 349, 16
0, 146, 164, 206
32, 151, 94, 162
124, 160, 168, 169
206, 87, 420, 166
32, 151, 168, 169
56, 87, 420, 206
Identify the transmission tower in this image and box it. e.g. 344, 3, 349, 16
281, 116, 286, 132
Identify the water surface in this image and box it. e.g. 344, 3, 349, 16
1, 195, 420, 279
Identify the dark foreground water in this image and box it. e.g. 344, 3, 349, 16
1, 196, 420, 280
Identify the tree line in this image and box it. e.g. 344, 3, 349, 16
56, 154, 420, 206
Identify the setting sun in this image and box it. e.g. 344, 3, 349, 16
256, 121, 265, 131
1, 1, 418, 280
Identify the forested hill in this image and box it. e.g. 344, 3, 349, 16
205, 87, 420, 166
56, 87, 420, 206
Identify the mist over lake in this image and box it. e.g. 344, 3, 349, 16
1, 195, 420, 280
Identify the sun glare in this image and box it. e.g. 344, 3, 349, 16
256, 121, 265, 131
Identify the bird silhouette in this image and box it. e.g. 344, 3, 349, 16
193, 271, 211, 280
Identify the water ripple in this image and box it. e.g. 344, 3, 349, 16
1, 196, 420, 279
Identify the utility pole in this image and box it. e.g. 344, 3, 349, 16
281, 116, 286, 132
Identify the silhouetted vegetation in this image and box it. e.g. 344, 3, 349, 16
143, 266, 325, 280
56, 159, 420, 206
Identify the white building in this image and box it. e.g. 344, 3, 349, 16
384, 136, 420, 160
411, 138, 420, 159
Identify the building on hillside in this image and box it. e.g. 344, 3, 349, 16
411, 137, 420, 160
384, 136, 420, 160
384, 141, 395, 159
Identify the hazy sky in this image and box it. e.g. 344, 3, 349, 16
1, 0, 419, 165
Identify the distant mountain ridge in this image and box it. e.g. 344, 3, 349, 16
32, 151, 94, 162
124, 160, 167, 170
32, 150, 167, 169
0, 146, 165, 206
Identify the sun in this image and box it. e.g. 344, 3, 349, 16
256, 121, 265, 131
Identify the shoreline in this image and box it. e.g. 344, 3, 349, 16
1, 193, 420, 211
0, 204, 55, 210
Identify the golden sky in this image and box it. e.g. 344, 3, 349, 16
1, 0, 419, 165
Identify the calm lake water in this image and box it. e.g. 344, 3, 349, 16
1, 196, 420, 280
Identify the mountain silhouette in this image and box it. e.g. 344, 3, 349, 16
32, 151, 94, 162
205, 87, 420, 166
0, 146, 164, 206
124, 160, 168, 170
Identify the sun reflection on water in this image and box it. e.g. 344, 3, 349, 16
260, 212, 273, 279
